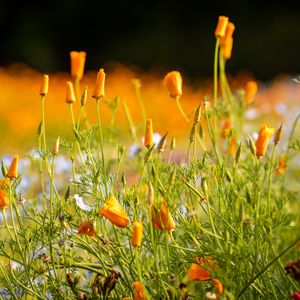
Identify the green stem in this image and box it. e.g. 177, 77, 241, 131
237, 236, 300, 297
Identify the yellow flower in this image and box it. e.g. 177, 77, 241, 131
144, 119, 153, 149
214, 16, 229, 37
92, 68, 106, 99
70, 51, 86, 80
7, 155, 18, 179
131, 221, 143, 247
99, 195, 129, 228
163, 71, 182, 98
65, 81, 76, 104
255, 125, 275, 157
40, 74, 49, 96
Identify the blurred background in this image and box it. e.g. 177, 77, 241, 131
1, 0, 300, 80
0, 0, 300, 154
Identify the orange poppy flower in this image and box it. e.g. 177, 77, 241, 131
70, 51, 86, 80
220, 22, 235, 46
92, 68, 106, 99
0, 179, 9, 209
244, 81, 258, 104
133, 281, 146, 300
7, 155, 18, 179
131, 221, 143, 247
188, 256, 219, 281
40, 74, 49, 96
152, 201, 175, 231
77, 220, 97, 238
144, 119, 153, 149
65, 81, 76, 104
99, 196, 129, 228
163, 71, 182, 98
221, 118, 231, 138
255, 125, 275, 157
275, 155, 286, 175
212, 278, 223, 298
215, 16, 229, 37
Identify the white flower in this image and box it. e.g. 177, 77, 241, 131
30, 247, 47, 259
74, 194, 92, 212
128, 144, 141, 157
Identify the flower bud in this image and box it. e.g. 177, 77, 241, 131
131, 221, 143, 247
70, 51, 86, 80
65, 81, 76, 104
163, 71, 182, 98
40, 74, 49, 96
92, 68, 105, 99
215, 16, 229, 37
144, 119, 153, 149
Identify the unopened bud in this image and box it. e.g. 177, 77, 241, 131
189, 123, 197, 143
147, 183, 154, 205
274, 123, 283, 145
248, 136, 256, 156
194, 104, 202, 123
80, 85, 88, 106
235, 143, 241, 163
170, 134, 176, 150
40, 75, 49, 96
157, 132, 168, 152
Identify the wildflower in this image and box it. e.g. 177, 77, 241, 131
212, 278, 223, 298
131, 221, 143, 247
221, 36, 233, 60
214, 16, 229, 37
275, 155, 286, 175
70, 51, 86, 80
133, 281, 146, 300
92, 68, 105, 99
65, 81, 76, 104
188, 256, 219, 281
7, 155, 18, 179
220, 22, 235, 60
74, 194, 93, 212
255, 125, 275, 157
99, 195, 129, 228
221, 118, 231, 138
144, 119, 153, 149
77, 221, 97, 238
244, 81, 258, 104
228, 135, 237, 156
152, 201, 175, 231
163, 71, 182, 98
0, 180, 9, 209
40, 74, 49, 96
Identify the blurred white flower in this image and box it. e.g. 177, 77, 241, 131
54, 155, 72, 173
245, 108, 258, 120
74, 194, 92, 212
128, 144, 141, 157
30, 246, 47, 259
